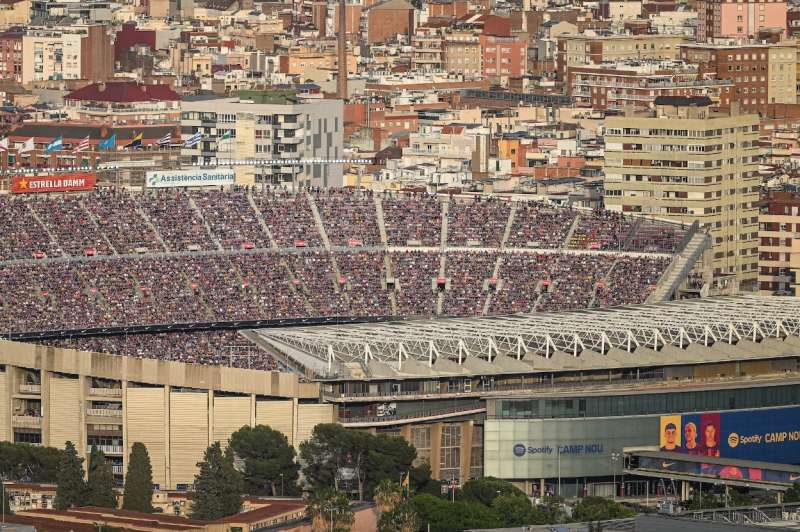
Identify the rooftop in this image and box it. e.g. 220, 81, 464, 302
256, 295, 800, 379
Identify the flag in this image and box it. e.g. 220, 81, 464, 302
19, 137, 34, 154
401, 471, 410, 498
98, 134, 116, 150
0, 137, 8, 151
74, 136, 90, 153
124, 132, 143, 149
218, 130, 233, 144
156, 132, 172, 146
184, 131, 202, 147
45, 136, 63, 153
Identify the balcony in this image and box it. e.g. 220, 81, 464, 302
86, 408, 122, 418
112, 465, 124, 475
90, 444, 124, 455
89, 388, 122, 397
12, 415, 42, 428
18, 384, 41, 394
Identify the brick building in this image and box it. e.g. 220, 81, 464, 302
0, 27, 23, 83
367, 0, 415, 44
757, 191, 800, 296
697, 0, 787, 42
480, 34, 526, 80
679, 41, 796, 115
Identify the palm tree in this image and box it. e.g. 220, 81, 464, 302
306, 489, 355, 532
374, 480, 403, 514
378, 502, 420, 532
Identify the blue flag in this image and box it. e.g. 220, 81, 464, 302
45, 136, 63, 153
98, 134, 116, 150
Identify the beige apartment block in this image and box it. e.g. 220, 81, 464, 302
0, 339, 332, 491
603, 97, 760, 289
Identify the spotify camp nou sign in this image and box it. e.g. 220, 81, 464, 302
659, 406, 800, 464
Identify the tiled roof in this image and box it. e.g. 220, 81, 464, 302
65, 81, 180, 103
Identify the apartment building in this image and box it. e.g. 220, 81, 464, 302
443, 31, 482, 76
0, 28, 22, 83
64, 81, 181, 124
567, 61, 733, 111
411, 28, 445, 72
0, 339, 331, 491
679, 41, 796, 115
758, 191, 800, 296
603, 96, 760, 288
555, 33, 690, 80
697, 0, 787, 42
480, 34, 526, 80
180, 90, 344, 188
21, 24, 112, 83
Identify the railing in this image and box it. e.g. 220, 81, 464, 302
90, 444, 124, 454
86, 408, 123, 417
12, 415, 42, 428
339, 401, 484, 425
18, 384, 41, 394
112, 465, 124, 475
89, 388, 122, 397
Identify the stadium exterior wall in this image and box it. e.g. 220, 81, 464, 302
0, 340, 332, 491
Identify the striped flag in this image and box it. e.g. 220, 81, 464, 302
45, 136, 63, 153
184, 131, 203, 147
157, 132, 172, 146
74, 136, 90, 153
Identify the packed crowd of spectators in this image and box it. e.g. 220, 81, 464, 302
625, 222, 687, 253
595, 256, 671, 307
255, 190, 323, 247
568, 210, 636, 251
507, 202, 577, 249
447, 197, 511, 247
84, 189, 165, 254
442, 252, 498, 317
29, 195, 112, 257
335, 252, 391, 316
139, 190, 217, 251
41, 331, 282, 371
315, 189, 381, 246
489, 252, 557, 314
284, 251, 350, 316
536, 254, 616, 312
382, 193, 441, 246
191, 188, 270, 250
0, 196, 63, 260
390, 250, 439, 316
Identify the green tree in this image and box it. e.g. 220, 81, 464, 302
0, 442, 63, 482
300, 425, 416, 499
409, 462, 440, 496
374, 480, 403, 513
54, 441, 87, 510
86, 448, 117, 508
306, 489, 354, 532
229, 425, 299, 496
491, 492, 550, 527
190, 442, 243, 520
785, 483, 800, 503
122, 442, 154, 513
365, 435, 416, 497
378, 501, 420, 532
687, 488, 720, 510
410, 493, 502, 532
460, 477, 526, 506
573, 496, 634, 522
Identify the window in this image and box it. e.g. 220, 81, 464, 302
440, 425, 462, 481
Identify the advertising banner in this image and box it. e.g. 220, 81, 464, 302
145, 169, 235, 188
11, 173, 96, 194
638, 456, 798, 484
659, 406, 800, 464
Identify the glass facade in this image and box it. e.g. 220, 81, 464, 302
494, 383, 800, 420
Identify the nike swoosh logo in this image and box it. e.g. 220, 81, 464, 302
662, 462, 674, 468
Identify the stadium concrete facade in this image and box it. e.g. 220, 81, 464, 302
0, 339, 333, 490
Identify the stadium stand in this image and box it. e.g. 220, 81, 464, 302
0, 189, 697, 371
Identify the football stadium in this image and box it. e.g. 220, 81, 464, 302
2, 187, 799, 498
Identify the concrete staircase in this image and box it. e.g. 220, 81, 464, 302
647, 224, 711, 303
246, 192, 279, 249
136, 207, 169, 252
562, 214, 581, 249
27, 203, 67, 258
80, 200, 118, 256
306, 192, 332, 251
188, 196, 223, 251
437, 200, 449, 315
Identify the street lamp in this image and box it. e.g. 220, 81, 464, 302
610, 452, 622, 500
280, 473, 284, 496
